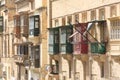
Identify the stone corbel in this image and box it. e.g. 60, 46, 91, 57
54, 55, 60, 61
62, 54, 73, 61
112, 56, 120, 63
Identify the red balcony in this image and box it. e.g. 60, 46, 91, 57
73, 23, 88, 54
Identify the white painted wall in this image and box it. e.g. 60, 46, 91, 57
35, 0, 42, 9
52, 0, 120, 18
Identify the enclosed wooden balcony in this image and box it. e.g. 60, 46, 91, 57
14, 15, 21, 38
60, 25, 73, 54
48, 27, 59, 55
19, 12, 29, 37
0, 16, 3, 32
73, 23, 88, 54
90, 42, 106, 54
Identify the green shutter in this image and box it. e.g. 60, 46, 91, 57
60, 25, 73, 54
0, 16, 3, 32
91, 42, 106, 54
48, 27, 59, 54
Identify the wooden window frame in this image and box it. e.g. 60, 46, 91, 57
110, 5, 117, 17
91, 10, 96, 21
99, 8, 105, 20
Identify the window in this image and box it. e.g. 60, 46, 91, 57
60, 28, 66, 44
17, 45, 20, 55
55, 19, 59, 27
60, 26, 73, 53
99, 8, 105, 20
49, 30, 54, 44
34, 45, 40, 68
51, 60, 59, 74
20, 15, 24, 27
20, 12, 28, 27
62, 17, 66, 26
35, 17, 39, 28
67, 16, 72, 24
110, 20, 120, 39
74, 14, 79, 23
48, 28, 59, 54
29, 15, 40, 36
14, 15, 20, 26
19, 45, 28, 55
82, 12, 87, 22
91, 10, 96, 21
0, 16, 3, 32
30, 45, 40, 68
19, 13, 29, 35
110, 5, 117, 17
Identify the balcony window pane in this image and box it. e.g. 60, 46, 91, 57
60, 28, 66, 44
20, 15, 24, 27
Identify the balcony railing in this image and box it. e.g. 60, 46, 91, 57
13, 55, 28, 64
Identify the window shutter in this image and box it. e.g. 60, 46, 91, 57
0, 16, 3, 32
23, 13, 29, 36
29, 15, 40, 36
34, 15, 40, 36
20, 12, 29, 37
14, 15, 20, 38
34, 45, 40, 68
24, 45, 28, 55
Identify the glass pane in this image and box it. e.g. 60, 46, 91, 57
29, 17, 34, 29
49, 46, 53, 52
20, 15, 24, 27
49, 30, 54, 44
29, 29, 34, 35
31, 47, 35, 60
35, 46, 39, 59
0, 22, 2, 26
55, 35, 59, 43
35, 17, 39, 20
35, 21, 39, 28
60, 29, 66, 43
14, 19, 16, 26
0, 17, 3, 26
60, 45, 66, 52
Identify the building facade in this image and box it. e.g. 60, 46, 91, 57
13, 0, 48, 80
0, 0, 48, 80
0, 0, 16, 80
48, 0, 120, 80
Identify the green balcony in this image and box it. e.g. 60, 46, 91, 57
60, 25, 73, 54
49, 44, 59, 55
0, 16, 3, 32
90, 42, 106, 54
60, 43, 73, 54
48, 27, 59, 55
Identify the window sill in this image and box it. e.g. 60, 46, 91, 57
110, 39, 120, 43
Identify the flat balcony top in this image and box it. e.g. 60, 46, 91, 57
15, 0, 33, 3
